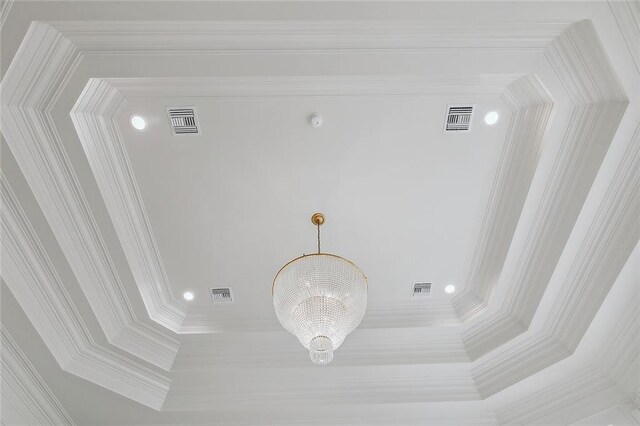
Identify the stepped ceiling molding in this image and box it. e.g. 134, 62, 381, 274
1, 1, 639, 424
0, 327, 75, 426
1, 175, 171, 408
460, 19, 629, 361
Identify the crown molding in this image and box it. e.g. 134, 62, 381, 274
105, 74, 519, 98
172, 328, 469, 370
461, 19, 629, 360
452, 74, 554, 321
1, 174, 171, 410
0, 0, 14, 30
0, 23, 181, 367
545, 20, 627, 104
1, 327, 76, 425
608, 0, 640, 76
497, 367, 623, 425
472, 122, 640, 397
50, 20, 570, 53
495, 293, 639, 424
70, 78, 185, 334
463, 102, 627, 359
596, 295, 640, 383
153, 402, 497, 426
163, 364, 479, 410
621, 389, 640, 424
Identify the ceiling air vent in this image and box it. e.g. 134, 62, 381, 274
166, 107, 199, 135
210, 287, 233, 304
411, 282, 432, 298
444, 105, 474, 132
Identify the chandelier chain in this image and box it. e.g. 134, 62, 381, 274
317, 222, 321, 254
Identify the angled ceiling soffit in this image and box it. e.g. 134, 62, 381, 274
453, 74, 554, 320
0, 326, 76, 425
461, 20, 630, 370
1, 175, 171, 409
0, 22, 181, 369
471, 121, 640, 397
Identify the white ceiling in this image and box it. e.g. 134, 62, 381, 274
121, 95, 507, 306
1, 1, 639, 425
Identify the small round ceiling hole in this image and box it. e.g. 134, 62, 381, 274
130, 115, 146, 130
484, 111, 499, 126
444, 284, 456, 294
183, 291, 194, 301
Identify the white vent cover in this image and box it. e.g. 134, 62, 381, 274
166, 107, 199, 135
444, 105, 474, 132
411, 282, 432, 298
210, 288, 233, 304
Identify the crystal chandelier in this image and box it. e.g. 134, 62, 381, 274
272, 213, 367, 365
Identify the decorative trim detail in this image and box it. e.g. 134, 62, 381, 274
452, 74, 554, 321
51, 20, 571, 53
1, 327, 76, 425
0, 22, 180, 367
102, 74, 520, 98
0, 0, 14, 30
608, 0, 640, 76
163, 364, 480, 410
498, 368, 623, 425
1, 174, 171, 410
545, 20, 626, 104
496, 293, 639, 424
472, 121, 640, 397
462, 19, 629, 360
71, 79, 185, 334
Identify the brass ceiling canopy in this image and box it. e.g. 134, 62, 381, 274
311, 212, 325, 226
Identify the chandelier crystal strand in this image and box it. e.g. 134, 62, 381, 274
272, 213, 367, 365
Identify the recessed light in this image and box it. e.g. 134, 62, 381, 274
444, 284, 456, 294
130, 115, 146, 130
183, 291, 194, 301
484, 111, 499, 126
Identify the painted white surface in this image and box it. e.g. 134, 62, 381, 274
1, 0, 639, 424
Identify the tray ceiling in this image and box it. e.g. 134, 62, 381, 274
1, 1, 639, 425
